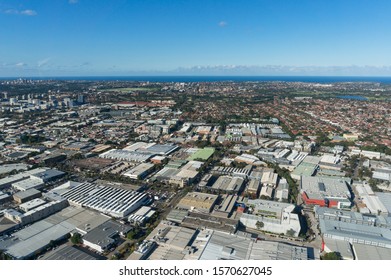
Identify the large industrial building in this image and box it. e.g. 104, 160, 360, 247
199, 230, 314, 260
122, 163, 155, 180
316, 207, 391, 249
211, 176, 245, 193
354, 182, 388, 215
0, 207, 107, 259
300, 176, 352, 208
82, 220, 131, 253
61, 182, 149, 218
99, 149, 153, 162
0, 168, 65, 191
153, 160, 202, 187
240, 199, 301, 237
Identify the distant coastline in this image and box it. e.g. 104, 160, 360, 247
1, 76, 391, 83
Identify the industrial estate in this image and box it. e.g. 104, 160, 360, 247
0, 78, 391, 260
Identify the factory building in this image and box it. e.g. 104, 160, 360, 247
61, 182, 148, 218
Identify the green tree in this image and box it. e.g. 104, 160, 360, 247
70, 232, 82, 245
255, 221, 264, 230
321, 252, 342, 260
286, 229, 296, 237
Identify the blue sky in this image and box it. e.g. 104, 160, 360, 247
1, 0, 391, 76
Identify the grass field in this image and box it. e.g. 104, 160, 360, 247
187, 147, 215, 161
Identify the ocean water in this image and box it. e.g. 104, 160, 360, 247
2, 76, 391, 83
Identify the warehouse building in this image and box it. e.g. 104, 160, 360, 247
12, 178, 44, 192
354, 182, 388, 215
153, 160, 202, 187
275, 178, 289, 201
291, 162, 318, 180
0, 168, 65, 191
13, 189, 41, 204
211, 176, 245, 194
0, 190, 11, 204
5, 199, 69, 225
316, 207, 391, 249
128, 206, 156, 225
300, 176, 352, 208
82, 220, 132, 253
212, 194, 238, 218
42, 244, 106, 260
246, 179, 261, 198
19, 198, 46, 212
137, 220, 201, 260
61, 182, 148, 218
212, 165, 252, 178
199, 231, 314, 260
123, 163, 155, 180
182, 212, 238, 233
99, 149, 153, 162
0, 207, 107, 259
177, 192, 218, 213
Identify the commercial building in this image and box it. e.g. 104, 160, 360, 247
62, 182, 149, 218
240, 199, 301, 237
300, 176, 352, 208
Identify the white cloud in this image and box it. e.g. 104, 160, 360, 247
4, 9, 18, 15
37, 58, 51, 67
69, 0, 79, 4
171, 65, 391, 76
20, 10, 37, 16
2, 9, 37, 16
15, 62, 27, 67
218, 21, 228, 27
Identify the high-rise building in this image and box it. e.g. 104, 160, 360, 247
77, 94, 85, 104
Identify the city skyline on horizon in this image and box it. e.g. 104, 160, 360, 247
1, 0, 391, 76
